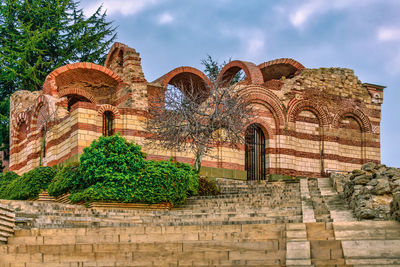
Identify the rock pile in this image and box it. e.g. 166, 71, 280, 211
330, 162, 400, 220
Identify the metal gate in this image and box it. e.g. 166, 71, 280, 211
245, 124, 266, 180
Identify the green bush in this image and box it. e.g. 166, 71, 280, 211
3, 135, 198, 206
131, 160, 193, 205
79, 134, 146, 189
5, 166, 57, 200
0, 171, 19, 199
69, 173, 136, 203
48, 162, 80, 197
70, 159, 195, 205
176, 162, 199, 196
198, 176, 220, 196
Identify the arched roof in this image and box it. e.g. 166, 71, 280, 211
258, 58, 305, 83
217, 60, 263, 86
152, 66, 212, 95
58, 88, 97, 105
42, 63, 122, 104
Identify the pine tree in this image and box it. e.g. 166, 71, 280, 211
0, 0, 117, 156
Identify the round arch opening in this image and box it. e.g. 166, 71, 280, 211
66, 94, 92, 111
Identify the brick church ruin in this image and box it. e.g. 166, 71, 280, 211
9, 42, 384, 179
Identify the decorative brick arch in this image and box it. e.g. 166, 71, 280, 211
33, 95, 48, 114
217, 60, 264, 86
43, 62, 123, 96
58, 88, 97, 105
287, 100, 330, 126
332, 108, 372, 133
244, 118, 274, 140
15, 111, 28, 127
12, 111, 28, 140
258, 58, 305, 83
31, 95, 50, 131
155, 66, 212, 90
97, 104, 120, 118
242, 86, 286, 130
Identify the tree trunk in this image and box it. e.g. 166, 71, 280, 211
194, 150, 203, 173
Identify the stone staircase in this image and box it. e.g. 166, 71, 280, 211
2, 220, 400, 266
0, 179, 303, 229
1, 177, 400, 266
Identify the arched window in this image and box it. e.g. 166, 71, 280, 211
102, 111, 114, 136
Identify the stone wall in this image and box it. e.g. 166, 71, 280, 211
0, 203, 15, 244
9, 43, 384, 178
331, 162, 400, 220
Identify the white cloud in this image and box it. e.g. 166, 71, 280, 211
378, 27, 400, 42
286, 0, 374, 29
158, 12, 174, 25
83, 0, 162, 17
289, 0, 324, 28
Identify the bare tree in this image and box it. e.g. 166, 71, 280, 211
146, 79, 254, 172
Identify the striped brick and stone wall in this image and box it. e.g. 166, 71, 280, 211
9, 42, 384, 178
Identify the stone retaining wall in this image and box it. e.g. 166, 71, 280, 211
330, 162, 400, 220
0, 203, 15, 244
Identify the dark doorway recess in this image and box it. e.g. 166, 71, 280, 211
245, 123, 266, 180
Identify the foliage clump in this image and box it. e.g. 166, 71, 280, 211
0, 171, 19, 199
0, 135, 199, 206
78, 134, 146, 189
130, 160, 194, 205
2, 167, 56, 200
67, 135, 198, 205
47, 162, 80, 197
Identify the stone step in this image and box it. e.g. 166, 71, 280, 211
0, 250, 284, 265
342, 240, 400, 265
333, 221, 400, 240
8, 228, 286, 246
4, 259, 283, 267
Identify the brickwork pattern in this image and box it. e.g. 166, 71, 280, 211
9, 43, 383, 177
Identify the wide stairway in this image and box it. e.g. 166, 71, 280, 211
1, 180, 303, 229
1, 178, 400, 266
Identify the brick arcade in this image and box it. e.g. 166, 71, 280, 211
9, 42, 384, 179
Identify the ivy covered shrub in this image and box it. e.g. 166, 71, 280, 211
198, 176, 220, 196
69, 173, 136, 203
4, 167, 57, 200
48, 162, 80, 197
78, 134, 146, 189
67, 134, 146, 203
0, 134, 199, 206
131, 160, 194, 205
0, 171, 19, 199
70, 159, 197, 205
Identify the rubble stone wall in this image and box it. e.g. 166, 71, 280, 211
331, 162, 400, 220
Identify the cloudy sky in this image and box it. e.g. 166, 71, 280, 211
80, 0, 400, 167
